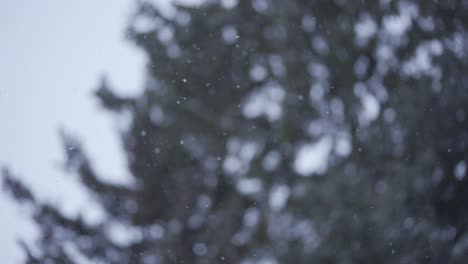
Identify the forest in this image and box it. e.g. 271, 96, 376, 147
3, 0, 468, 263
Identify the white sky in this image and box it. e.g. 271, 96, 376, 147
0, 0, 145, 262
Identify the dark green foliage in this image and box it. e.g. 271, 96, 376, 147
4, 0, 468, 263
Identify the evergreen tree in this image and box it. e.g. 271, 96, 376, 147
4, 0, 468, 263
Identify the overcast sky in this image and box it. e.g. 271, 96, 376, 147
0, 0, 145, 262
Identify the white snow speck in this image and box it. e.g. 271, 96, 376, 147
243, 207, 260, 227
360, 92, 380, 125
301, 14, 316, 32
220, 0, 238, 9
250, 64, 267, 82
354, 14, 377, 44
243, 82, 285, 122
262, 150, 281, 171
455, 161, 466, 180
269, 184, 290, 211
193, 242, 208, 256
222, 25, 238, 44
294, 136, 333, 176
335, 136, 352, 157
237, 178, 262, 195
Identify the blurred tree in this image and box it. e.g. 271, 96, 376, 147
3, 0, 468, 263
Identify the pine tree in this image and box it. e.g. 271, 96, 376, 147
4, 0, 468, 263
